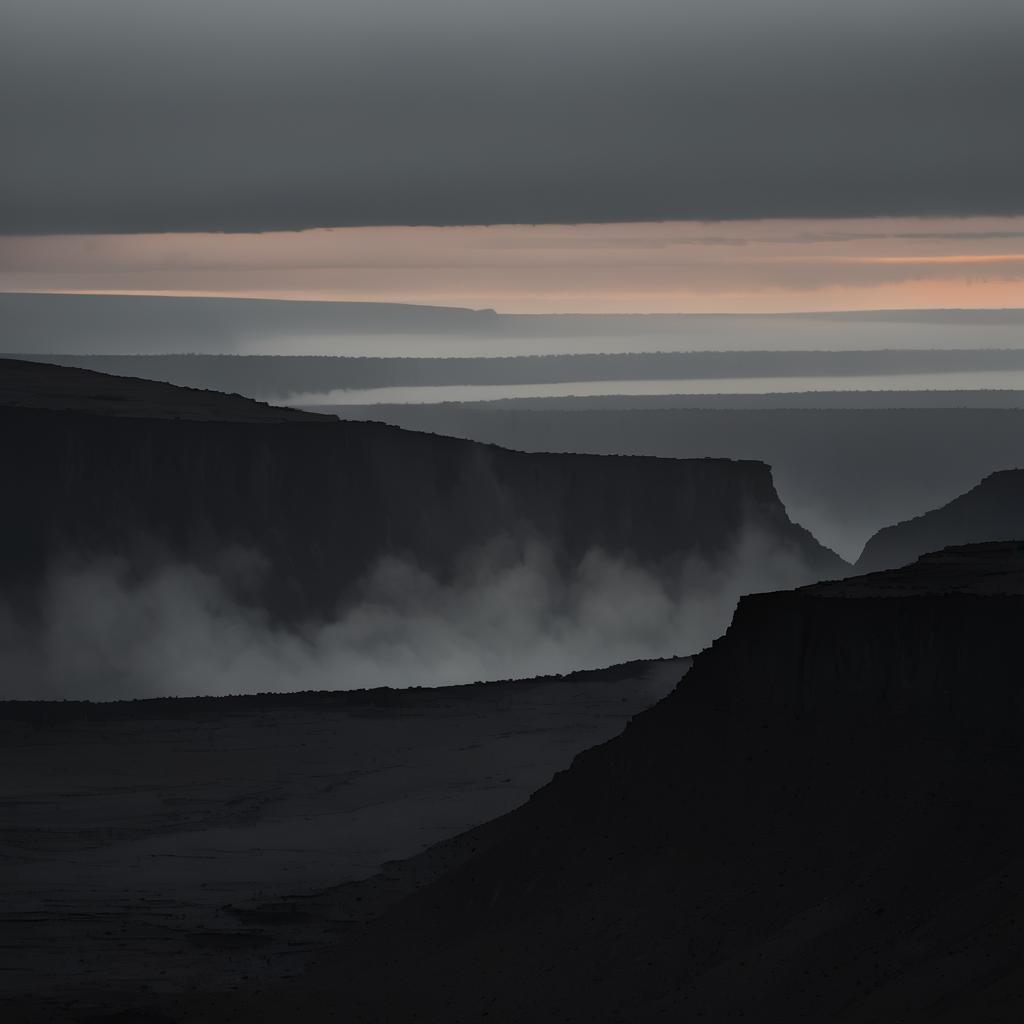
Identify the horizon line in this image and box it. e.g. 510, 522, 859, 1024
1, 290, 1023, 319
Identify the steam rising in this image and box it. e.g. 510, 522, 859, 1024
1, 533, 820, 700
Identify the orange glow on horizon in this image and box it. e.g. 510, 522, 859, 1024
1, 217, 1023, 315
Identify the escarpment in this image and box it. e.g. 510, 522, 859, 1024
288, 543, 1024, 1023
1, 359, 843, 621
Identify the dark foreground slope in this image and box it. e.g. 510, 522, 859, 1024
224, 543, 1024, 1024
1, 359, 843, 622
858, 468, 1024, 572
0, 659, 684, 1010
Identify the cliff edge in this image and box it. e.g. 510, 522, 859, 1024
2, 359, 844, 622
278, 543, 1024, 1023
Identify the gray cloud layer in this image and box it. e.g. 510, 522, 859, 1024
2, 0, 1022, 233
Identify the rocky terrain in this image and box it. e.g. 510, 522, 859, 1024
157, 542, 1024, 1024
0, 658, 684, 1017
9, 359, 1020, 1022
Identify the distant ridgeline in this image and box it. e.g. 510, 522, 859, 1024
857, 468, 1024, 571
16, 349, 1024, 402
0, 359, 844, 622
0, 292, 501, 353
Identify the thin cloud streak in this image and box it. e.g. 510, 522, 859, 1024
2, 218, 1023, 314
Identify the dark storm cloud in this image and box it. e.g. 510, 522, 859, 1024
1, 0, 1022, 234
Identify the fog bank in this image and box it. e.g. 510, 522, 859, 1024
0, 533, 822, 700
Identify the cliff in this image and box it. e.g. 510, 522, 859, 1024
281, 543, 1024, 1023
1, 359, 844, 622
857, 468, 1024, 572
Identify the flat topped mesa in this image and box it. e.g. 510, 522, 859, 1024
2, 357, 844, 633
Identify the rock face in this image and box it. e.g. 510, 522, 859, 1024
280, 543, 1024, 1023
0, 359, 844, 621
857, 468, 1024, 572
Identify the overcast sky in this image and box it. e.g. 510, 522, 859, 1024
2, 0, 1023, 234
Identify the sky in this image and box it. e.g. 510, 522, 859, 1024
2, 0, 1022, 314
2, 218, 1024, 314
3, 0, 1023, 232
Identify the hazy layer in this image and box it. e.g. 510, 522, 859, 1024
0, 533, 817, 700
3, 291, 1024, 357
290, 371, 1024, 407
246, 322, 1024, 358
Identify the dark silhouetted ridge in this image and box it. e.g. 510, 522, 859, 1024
1, 359, 844, 623
274, 542, 1024, 1023
0, 356, 331, 421
857, 469, 1024, 572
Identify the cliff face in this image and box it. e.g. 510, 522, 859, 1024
304, 544, 1024, 1023
1, 361, 844, 621
857, 468, 1024, 572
